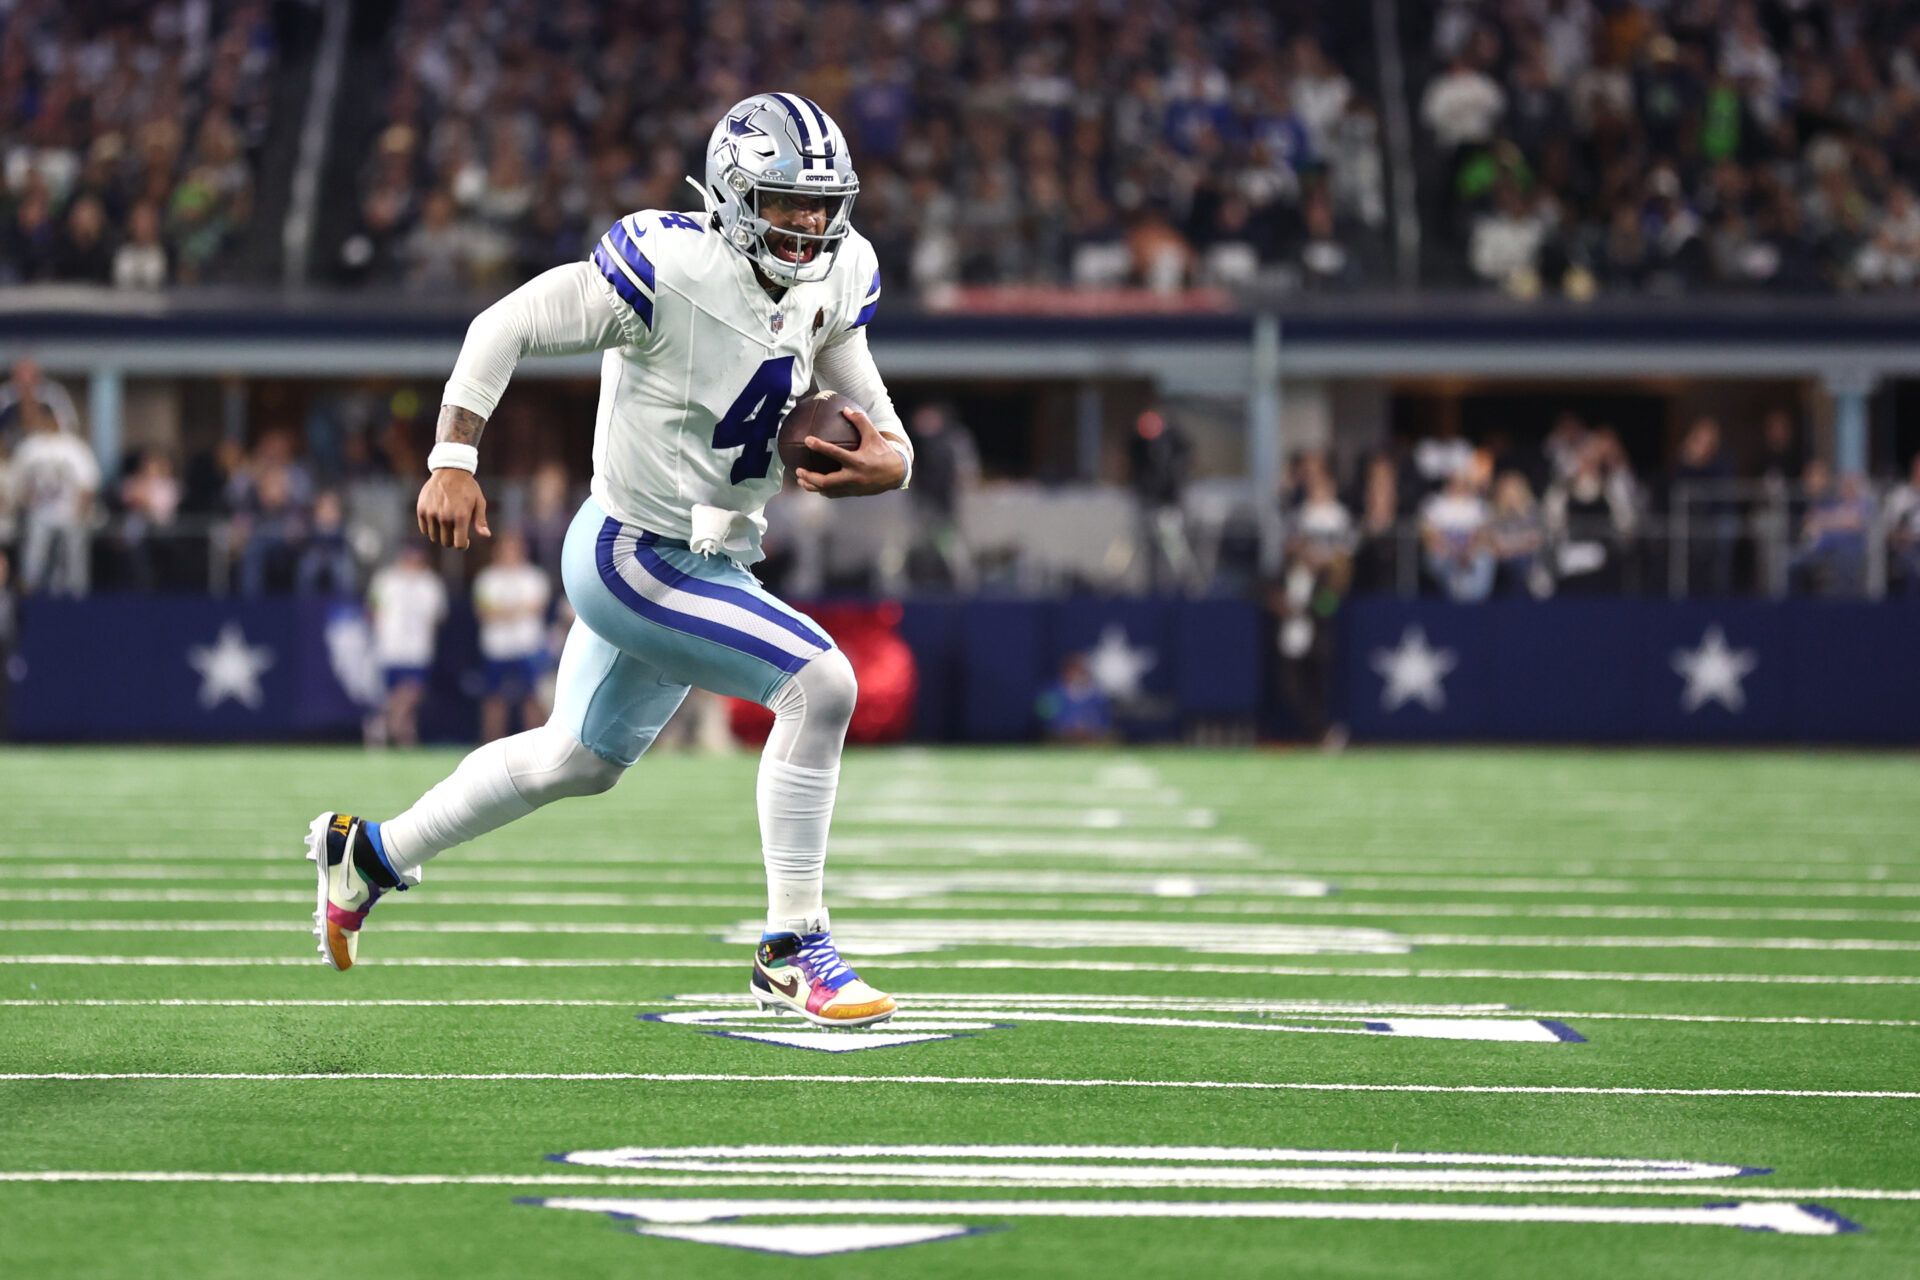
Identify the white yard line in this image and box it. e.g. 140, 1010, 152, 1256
0, 889, 763, 907
14, 855, 1920, 903
10, 901, 1920, 958
0, 1071, 1912, 1098
2, 954, 1918, 985
835, 806, 1217, 830
2, 996, 1915, 1030
1404, 934, 1920, 953
18, 865, 1920, 925
863, 785, 1192, 805
0, 920, 708, 936
11, 876, 1920, 920
0, 1170, 1907, 1203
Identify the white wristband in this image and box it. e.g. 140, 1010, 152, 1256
887, 440, 913, 490
427, 442, 479, 474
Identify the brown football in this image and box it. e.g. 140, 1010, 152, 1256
778, 390, 865, 475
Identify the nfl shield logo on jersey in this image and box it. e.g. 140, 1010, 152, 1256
769, 309, 784, 334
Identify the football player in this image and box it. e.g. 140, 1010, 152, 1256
306, 94, 908, 1027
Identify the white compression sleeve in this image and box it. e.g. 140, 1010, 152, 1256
757, 649, 858, 928
441, 262, 630, 421
813, 326, 914, 481
380, 726, 626, 873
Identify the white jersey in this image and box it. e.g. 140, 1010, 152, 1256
368, 565, 447, 668
9, 431, 100, 522
441, 211, 906, 565
473, 562, 551, 660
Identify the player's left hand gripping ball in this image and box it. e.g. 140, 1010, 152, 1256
794, 406, 906, 498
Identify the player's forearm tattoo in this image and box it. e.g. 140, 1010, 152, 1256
436, 404, 487, 447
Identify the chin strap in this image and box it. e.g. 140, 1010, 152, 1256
684, 175, 722, 218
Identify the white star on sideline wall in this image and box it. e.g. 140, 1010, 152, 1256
1671, 625, 1758, 713
1372, 625, 1457, 712
1085, 624, 1157, 700
188, 622, 275, 710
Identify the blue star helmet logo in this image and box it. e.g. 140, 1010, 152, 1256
725, 108, 775, 163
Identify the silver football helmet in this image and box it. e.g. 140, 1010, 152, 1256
693, 92, 859, 285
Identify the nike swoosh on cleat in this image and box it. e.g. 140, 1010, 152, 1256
764, 971, 800, 999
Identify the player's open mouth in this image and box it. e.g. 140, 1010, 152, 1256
769, 233, 818, 264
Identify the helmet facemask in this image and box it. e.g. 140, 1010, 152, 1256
724, 170, 857, 284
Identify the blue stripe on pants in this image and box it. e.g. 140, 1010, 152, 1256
629, 540, 831, 651
592, 518, 811, 675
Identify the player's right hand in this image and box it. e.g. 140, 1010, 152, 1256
417, 469, 491, 549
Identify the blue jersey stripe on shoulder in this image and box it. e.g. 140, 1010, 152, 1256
591, 243, 654, 329
852, 297, 879, 328
607, 220, 656, 290
865, 267, 882, 300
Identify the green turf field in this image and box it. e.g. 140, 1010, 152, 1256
1, 745, 1916, 1278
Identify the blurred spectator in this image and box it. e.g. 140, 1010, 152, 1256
2, 363, 98, 596
1752, 408, 1807, 490
1351, 451, 1402, 592
1129, 408, 1195, 590
1486, 471, 1548, 597
1886, 455, 1920, 593
1422, 47, 1506, 152
472, 530, 552, 742
1470, 181, 1551, 296
296, 491, 357, 596
233, 462, 306, 596
1036, 652, 1114, 745
1126, 208, 1195, 294
0, 360, 81, 441
903, 403, 978, 590
1276, 456, 1353, 743
1420, 467, 1493, 601
1794, 461, 1875, 597
522, 461, 573, 581
183, 438, 247, 519
55, 196, 114, 284
1, 181, 60, 282
1541, 412, 1590, 487
1412, 420, 1474, 494
1671, 416, 1737, 595
115, 451, 184, 591
1855, 185, 1920, 288
366, 543, 446, 747
1545, 439, 1637, 594
113, 203, 169, 291
1294, 186, 1372, 291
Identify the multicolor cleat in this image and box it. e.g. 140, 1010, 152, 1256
751, 914, 897, 1027
303, 812, 411, 970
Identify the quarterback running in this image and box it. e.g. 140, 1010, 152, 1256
306, 93, 909, 1027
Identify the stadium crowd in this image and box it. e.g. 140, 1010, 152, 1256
1270, 407, 1920, 612
1415, 0, 1920, 295
11, 2, 1920, 301
330, 0, 1388, 297
0, 0, 279, 288
1, 350, 1916, 609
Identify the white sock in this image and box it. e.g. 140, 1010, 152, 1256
380, 739, 533, 874
381, 727, 623, 874
758, 757, 838, 928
